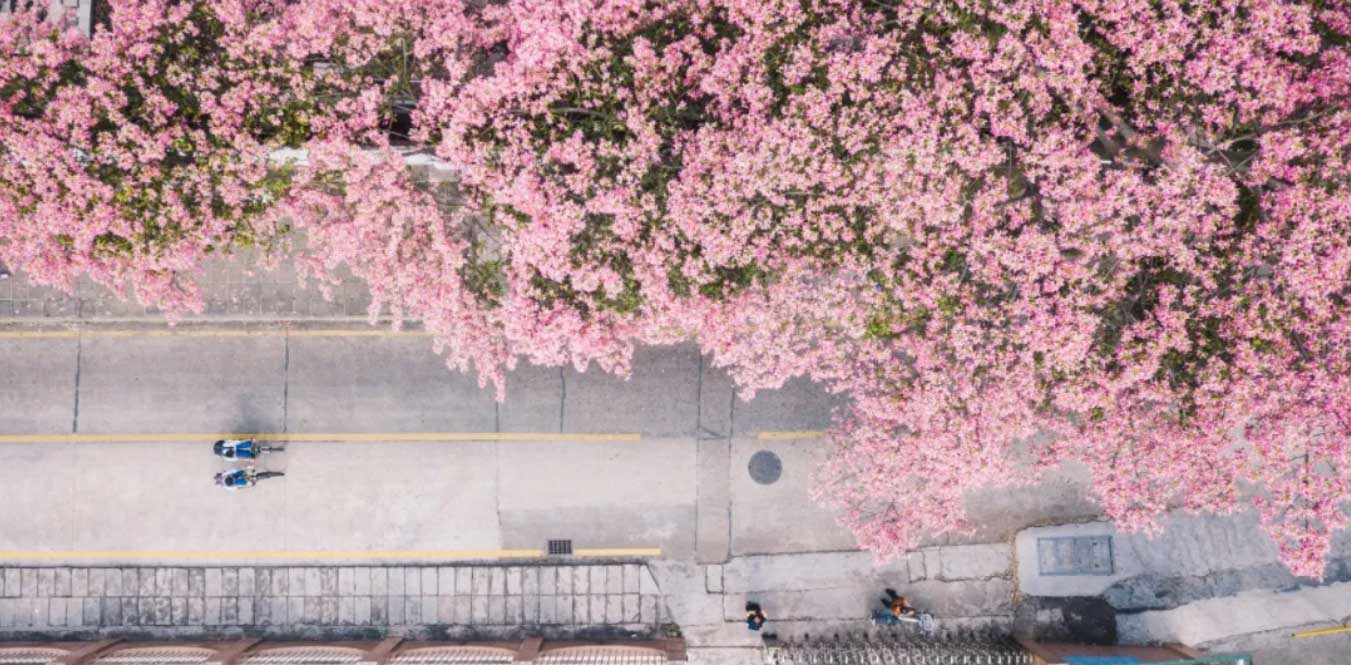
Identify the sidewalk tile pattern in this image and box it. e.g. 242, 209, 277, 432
0, 564, 660, 635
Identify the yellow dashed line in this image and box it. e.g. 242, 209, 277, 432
1294, 626, 1351, 638
0, 432, 641, 444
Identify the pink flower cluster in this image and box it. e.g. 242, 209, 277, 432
4, 0, 1350, 579
0, 1, 302, 310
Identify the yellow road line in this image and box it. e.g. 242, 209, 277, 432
1294, 625, 1351, 638
0, 330, 79, 339
98, 329, 427, 338
0, 550, 544, 561
0, 432, 641, 444
758, 430, 825, 440
0, 549, 662, 561
0, 328, 427, 339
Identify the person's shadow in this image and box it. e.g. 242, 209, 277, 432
227, 397, 288, 472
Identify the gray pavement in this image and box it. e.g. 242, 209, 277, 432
0, 439, 697, 557
0, 333, 838, 439
4, 254, 1344, 660
0, 327, 847, 563
0, 319, 1079, 657
0, 563, 664, 639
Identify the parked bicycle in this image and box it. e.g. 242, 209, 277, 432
870, 607, 938, 634
872, 588, 938, 635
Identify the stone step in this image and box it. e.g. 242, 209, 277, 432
0, 564, 665, 636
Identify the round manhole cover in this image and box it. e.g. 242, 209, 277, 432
748, 450, 782, 485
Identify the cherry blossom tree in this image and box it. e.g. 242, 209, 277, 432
5, 0, 1350, 578
400, 0, 1351, 578
0, 0, 312, 310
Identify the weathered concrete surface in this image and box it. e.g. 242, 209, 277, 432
729, 377, 843, 437
1200, 622, 1351, 665
728, 438, 857, 556
1117, 580, 1351, 647
686, 647, 762, 665
496, 438, 698, 558
0, 439, 706, 558
0, 339, 78, 434
1017, 512, 1350, 599
936, 544, 1012, 581
6, 310, 1346, 657
0, 563, 663, 638
696, 440, 732, 564
77, 335, 287, 434
696, 363, 735, 439
498, 364, 563, 433
286, 336, 497, 433
0, 250, 372, 323
721, 588, 869, 621
721, 552, 907, 593
953, 463, 1101, 545
562, 345, 701, 436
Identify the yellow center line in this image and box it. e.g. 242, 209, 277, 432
0, 432, 642, 444
0, 330, 80, 339
0, 328, 428, 339
757, 430, 825, 440
0, 548, 660, 561
1294, 625, 1351, 638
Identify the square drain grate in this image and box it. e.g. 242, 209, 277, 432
547, 539, 573, 555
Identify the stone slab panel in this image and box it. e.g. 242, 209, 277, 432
731, 376, 844, 437
938, 544, 1012, 580
286, 336, 496, 433
498, 364, 563, 433
696, 439, 732, 564
77, 336, 285, 433
0, 339, 78, 434
729, 438, 864, 555
561, 345, 700, 436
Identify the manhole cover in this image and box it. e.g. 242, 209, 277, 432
748, 450, 782, 485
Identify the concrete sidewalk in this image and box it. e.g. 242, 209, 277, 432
1116, 580, 1351, 648
0, 250, 373, 322
0, 562, 663, 640
655, 544, 1019, 664
1013, 512, 1351, 663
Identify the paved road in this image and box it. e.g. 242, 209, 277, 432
0, 326, 858, 564
1, 330, 843, 437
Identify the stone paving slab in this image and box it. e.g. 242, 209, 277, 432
0, 563, 664, 638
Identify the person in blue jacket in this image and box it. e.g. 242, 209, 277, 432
745, 602, 768, 631
213, 439, 284, 460
214, 467, 284, 490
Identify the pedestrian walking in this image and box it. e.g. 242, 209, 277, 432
0, 260, 10, 280
745, 601, 768, 631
